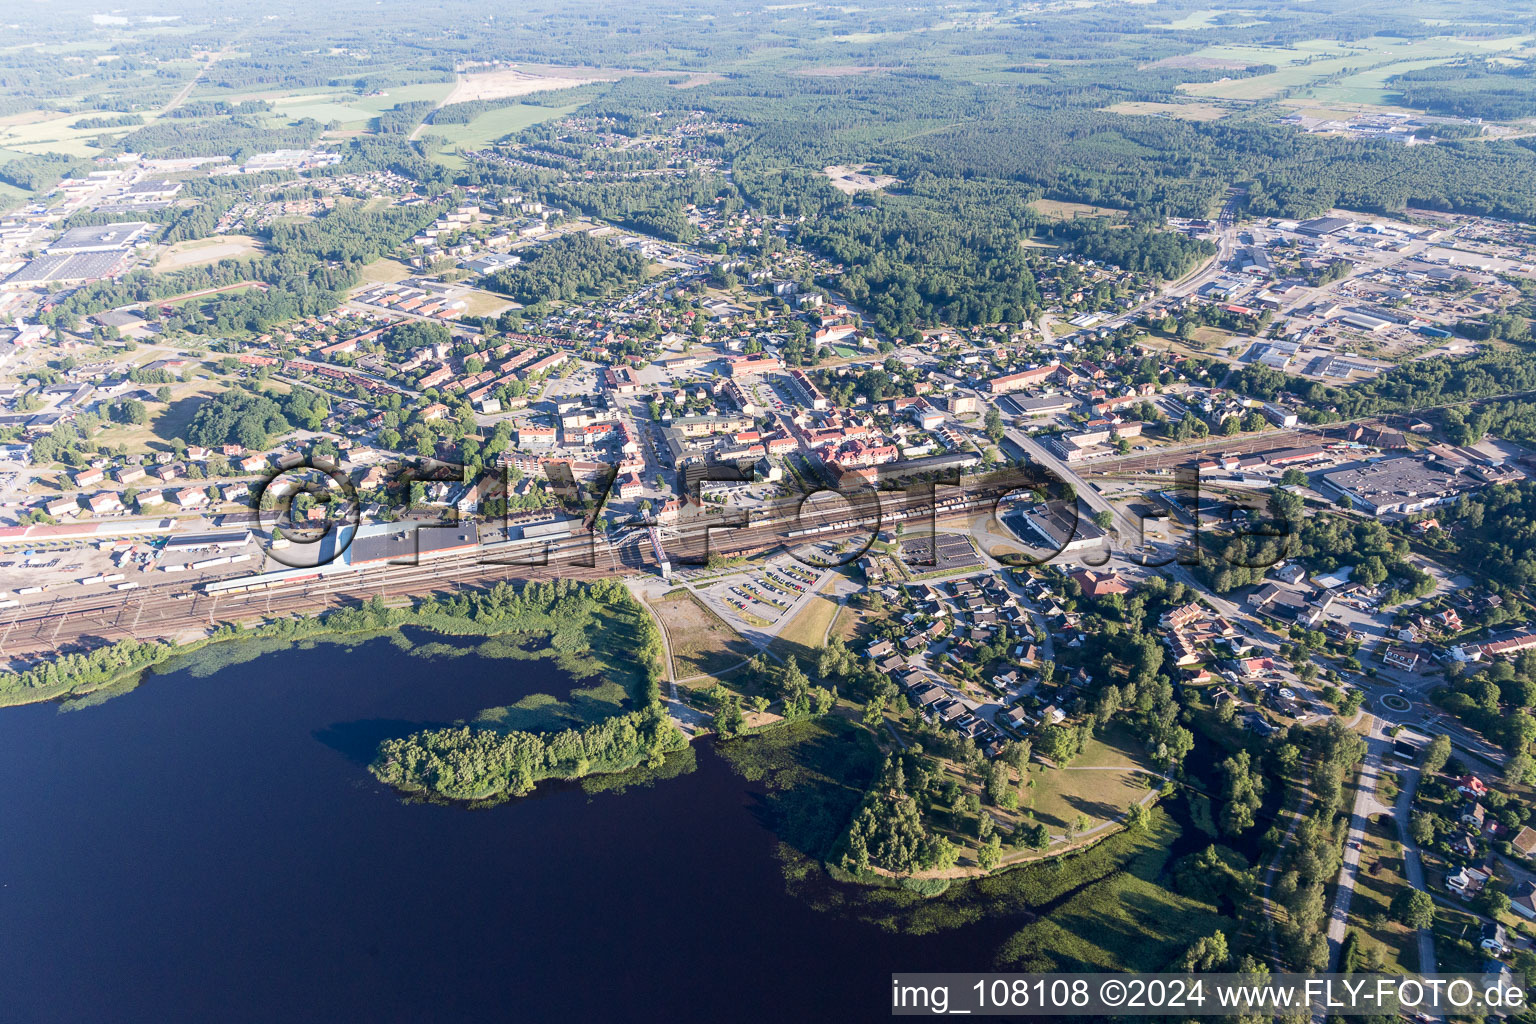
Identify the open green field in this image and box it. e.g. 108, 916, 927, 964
426, 102, 582, 156
0, 110, 130, 156
160, 281, 265, 308
457, 289, 517, 317
997, 811, 1230, 972
196, 79, 455, 115
266, 98, 379, 126
357, 258, 413, 285
103, 383, 220, 454
1027, 728, 1159, 832
155, 235, 264, 272
256, 82, 456, 129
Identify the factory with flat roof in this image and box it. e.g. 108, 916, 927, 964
1295, 216, 1353, 237
163, 529, 254, 552
1320, 455, 1485, 516
345, 523, 480, 566
48, 222, 155, 253
1007, 500, 1106, 554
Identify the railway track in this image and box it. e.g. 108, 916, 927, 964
0, 486, 1010, 660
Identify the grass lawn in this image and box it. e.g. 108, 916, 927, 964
102, 385, 220, 453
768, 575, 844, 665
649, 588, 748, 682
1345, 812, 1420, 972
1189, 325, 1240, 351
830, 596, 885, 646
917, 725, 1159, 869
159, 281, 265, 307
1026, 728, 1158, 832
458, 288, 517, 317
1432, 901, 1493, 973
997, 811, 1230, 972
357, 258, 413, 285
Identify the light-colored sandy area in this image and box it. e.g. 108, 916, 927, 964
154, 236, 262, 272
823, 164, 900, 194
444, 68, 615, 105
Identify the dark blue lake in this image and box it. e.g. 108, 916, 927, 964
0, 633, 1004, 1023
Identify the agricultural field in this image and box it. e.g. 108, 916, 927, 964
196, 81, 456, 121
426, 101, 581, 163
1179, 35, 1536, 104
0, 110, 130, 156
264, 97, 379, 126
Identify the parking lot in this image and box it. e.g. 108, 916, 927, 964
712, 561, 817, 621
687, 556, 833, 634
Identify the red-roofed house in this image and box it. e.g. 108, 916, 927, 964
1070, 569, 1129, 599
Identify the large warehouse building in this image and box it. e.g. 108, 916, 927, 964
1320, 455, 1484, 517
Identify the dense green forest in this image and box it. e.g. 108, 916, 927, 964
372, 100, 436, 137
0, 152, 88, 192
1229, 346, 1536, 422
1391, 58, 1536, 121
486, 232, 649, 305
373, 704, 686, 800
115, 117, 324, 160
183, 387, 328, 449
548, 175, 729, 243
